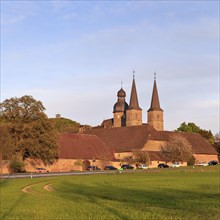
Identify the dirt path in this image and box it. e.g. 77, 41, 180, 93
22, 185, 34, 194
43, 184, 54, 192
22, 183, 54, 193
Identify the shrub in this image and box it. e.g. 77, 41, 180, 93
187, 155, 196, 166
9, 156, 25, 173
161, 134, 193, 163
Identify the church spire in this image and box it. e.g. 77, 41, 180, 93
148, 73, 163, 112
147, 73, 164, 131
129, 73, 142, 110
126, 72, 142, 127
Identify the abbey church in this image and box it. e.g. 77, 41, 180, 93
101, 74, 163, 130
78, 75, 218, 169
3, 74, 217, 173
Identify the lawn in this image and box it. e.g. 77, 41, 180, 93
0, 166, 219, 220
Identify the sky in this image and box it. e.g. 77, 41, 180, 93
1, 1, 219, 134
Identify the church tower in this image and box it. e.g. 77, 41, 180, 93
113, 87, 129, 127
147, 73, 164, 131
126, 74, 142, 126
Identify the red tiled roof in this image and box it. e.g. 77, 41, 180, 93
59, 133, 115, 160
149, 130, 218, 155
84, 126, 218, 155
148, 151, 166, 161
84, 125, 155, 152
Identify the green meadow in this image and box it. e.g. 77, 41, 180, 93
0, 167, 219, 220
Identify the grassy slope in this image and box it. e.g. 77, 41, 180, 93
0, 166, 219, 220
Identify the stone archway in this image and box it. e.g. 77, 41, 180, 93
82, 160, 90, 171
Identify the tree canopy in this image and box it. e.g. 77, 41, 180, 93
0, 95, 59, 165
132, 150, 150, 165
176, 122, 215, 145
161, 134, 193, 163
0, 124, 15, 160
49, 117, 80, 133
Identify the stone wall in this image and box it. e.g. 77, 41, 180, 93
1, 158, 113, 174
193, 154, 218, 163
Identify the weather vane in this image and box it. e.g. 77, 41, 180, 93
132, 70, 135, 78
153, 72, 157, 80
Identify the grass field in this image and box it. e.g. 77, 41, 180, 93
0, 166, 219, 220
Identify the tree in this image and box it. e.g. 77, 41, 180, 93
199, 129, 215, 145
176, 122, 215, 145
9, 155, 25, 173
0, 124, 15, 177
49, 117, 80, 133
132, 150, 150, 165
214, 132, 220, 143
176, 122, 200, 133
0, 95, 59, 165
213, 132, 220, 160
0, 124, 15, 160
161, 134, 193, 163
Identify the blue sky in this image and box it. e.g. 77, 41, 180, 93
1, 1, 219, 134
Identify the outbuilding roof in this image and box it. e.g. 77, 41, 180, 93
148, 130, 218, 155
59, 133, 115, 160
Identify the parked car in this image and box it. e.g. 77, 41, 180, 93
137, 164, 149, 169
197, 162, 209, 166
208, 160, 218, 166
35, 168, 49, 173
87, 166, 101, 171
104, 166, 118, 170
171, 162, 181, 168
158, 163, 169, 168
121, 164, 134, 170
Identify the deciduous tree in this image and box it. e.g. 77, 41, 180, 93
132, 150, 150, 165
176, 122, 214, 145
0, 95, 59, 165
161, 134, 193, 163
0, 124, 15, 160
176, 122, 200, 133
49, 117, 80, 133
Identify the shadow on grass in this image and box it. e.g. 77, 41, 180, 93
54, 181, 219, 219
0, 194, 26, 220
0, 179, 10, 188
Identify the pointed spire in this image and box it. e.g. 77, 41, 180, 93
148, 73, 163, 112
129, 73, 142, 110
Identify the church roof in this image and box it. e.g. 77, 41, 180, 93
84, 126, 218, 155
148, 79, 163, 112
113, 87, 129, 113
117, 88, 126, 97
84, 125, 155, 152
101, 118, 113, 128
59, 133, 115, 160
128, 77, 142, 110
113, 101, 129, 113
